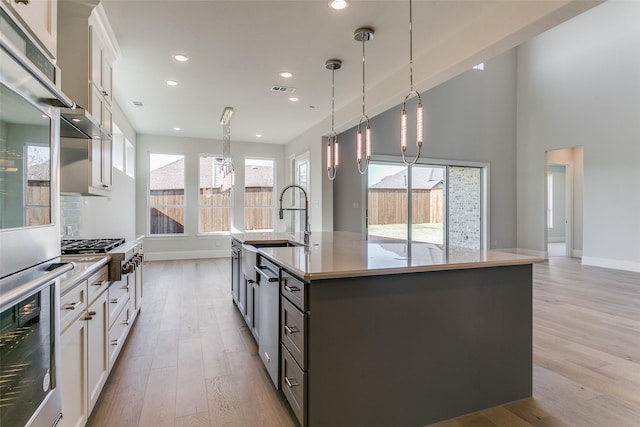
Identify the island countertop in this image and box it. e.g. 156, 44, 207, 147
232, 231, 542, 280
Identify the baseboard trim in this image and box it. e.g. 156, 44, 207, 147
144, 249, 229, 261
572, 249, 583, 258
502, 248, 547, 258
582, 256, 640, 273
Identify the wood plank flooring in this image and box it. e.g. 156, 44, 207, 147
86, 257, 640, 427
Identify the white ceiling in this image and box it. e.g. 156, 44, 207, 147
99, 0, 599, 144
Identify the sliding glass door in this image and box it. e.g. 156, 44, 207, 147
366, 161, 485, 248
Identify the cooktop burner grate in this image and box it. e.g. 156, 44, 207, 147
61, 238, 126, 254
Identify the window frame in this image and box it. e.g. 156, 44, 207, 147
147, 152, 186, 237
197, 154, 231, 235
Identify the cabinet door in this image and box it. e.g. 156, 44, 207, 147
102, 51, 113, 104
90, 81, 103, 123
87, 290, 109, 414
135, 262, 143, 312
8, 0, 57, 57
60, 316, 88, 427
90, 25, 103, 92
252, 280, 260, 339
90, 138, 103, 188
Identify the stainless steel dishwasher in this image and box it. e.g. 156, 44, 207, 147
254, 253, 280, 387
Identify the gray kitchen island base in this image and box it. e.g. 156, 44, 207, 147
304, 264, 532, 427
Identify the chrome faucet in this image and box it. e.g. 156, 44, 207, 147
278, 184, 310, 246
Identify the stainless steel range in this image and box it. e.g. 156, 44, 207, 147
61, 238, 143, 282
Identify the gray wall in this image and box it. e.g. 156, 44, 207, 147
333, 50, 518, 249
517, 0, 640, 271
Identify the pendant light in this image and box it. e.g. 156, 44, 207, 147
400, 0, 423, 165
219, 106, 235, 195
354, 27, 374, 175
325, 59, 342, 181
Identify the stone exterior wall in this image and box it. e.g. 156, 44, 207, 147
448, 167, 481, 249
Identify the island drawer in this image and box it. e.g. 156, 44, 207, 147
60, 279, 88, 332
281, 296, 306, 369
108, 305, 129, 369
108, 280, 129, 328
281, 344, 306, 427
87, 266, 109, 305
281, 270, 306, 311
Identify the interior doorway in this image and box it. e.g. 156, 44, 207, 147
545, 147, 583, 258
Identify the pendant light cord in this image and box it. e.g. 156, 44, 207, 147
361, 37, 366, 117
409, 0, 414, 91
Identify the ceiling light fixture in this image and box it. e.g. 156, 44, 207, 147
280, 71, 293, 78
288, 97, 299, 102
219, 106, 234, 125
354, 27, 374, 175
400, 0, 423, 166
165, 80, 178, 86
173, 127, 181, 131
325, 59, 342, 181
256, 134, 263, 138
329, 0, 348, 10
173, 53, 189, 62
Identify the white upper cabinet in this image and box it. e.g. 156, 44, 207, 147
3, 0, 58, 58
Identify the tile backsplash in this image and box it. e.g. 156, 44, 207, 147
60, 195, 81, 237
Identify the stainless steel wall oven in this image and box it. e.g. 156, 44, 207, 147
1, 4, 76, 427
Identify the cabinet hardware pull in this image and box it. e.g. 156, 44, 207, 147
284, 285, 300, 293
63, 301, 81, 310
91, 280, 104, 286
121, 320, 129, 325
83, 315, 93, 320
284, 325, 299, 334
110, 298, 121, 304
15, 0, 30, 4
284, 376, 299, 388
87, 311, 96, 316
110, 339, 119, 346
102, 90, 108, 96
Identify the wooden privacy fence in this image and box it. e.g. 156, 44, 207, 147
368, 188, 443, 225
149, 187, 273, 233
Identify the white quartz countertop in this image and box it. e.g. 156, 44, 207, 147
59, 255, 110, 295
232, 231, 543, 280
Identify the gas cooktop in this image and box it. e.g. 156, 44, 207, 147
60, 238, 126, 254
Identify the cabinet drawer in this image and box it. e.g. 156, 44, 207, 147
87, 267, 109, 305
281, 296, 306, 369
108, 281, 129, 328
281, 345, 306, 427
60, 280, 88, 332
281, 270, 305, 311
108, 306, 129, 369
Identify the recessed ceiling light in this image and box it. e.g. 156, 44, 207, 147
289, 97, 299, 102
165, 80, 178, 86
256, 134, 262, 138
173, 127, 181, 131
71, 118, 81, 123
173, 53, 189, 62
329, 0, 348, 10
280, 71, 292, 78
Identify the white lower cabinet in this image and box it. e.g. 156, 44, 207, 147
60, 272, 109, 427
59, 262, 142, 427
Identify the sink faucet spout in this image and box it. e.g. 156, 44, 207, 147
278, 184, 310, 245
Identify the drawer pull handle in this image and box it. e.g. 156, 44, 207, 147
87, 311, 96, 316
284, 285, 300, 293
121, 320, 129, 326
92, 280, 105, 286
284, 325, 299, 334
83, 315, 93, 320
110, 297, 123, 304
110, 339, 120, 346
15, 0, 30, 4
63, 301, 81, 310
284, 376, 299, 388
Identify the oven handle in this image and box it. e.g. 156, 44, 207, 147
0, 262, 75, 311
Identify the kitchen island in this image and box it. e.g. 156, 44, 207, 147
231, 232, 542, 427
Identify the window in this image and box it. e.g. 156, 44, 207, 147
25, 145, 51, 226
199, 155, 230, 233
112, 124, 124, 171
149, 153, 185, 235
367, 160, 484, 248
125, 139, 135, 178
245, 158, 274, 232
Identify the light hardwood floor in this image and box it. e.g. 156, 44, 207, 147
87, 257, 640, 427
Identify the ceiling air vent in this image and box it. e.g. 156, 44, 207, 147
131, 101, 144, 107
270, 85, 296, 93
